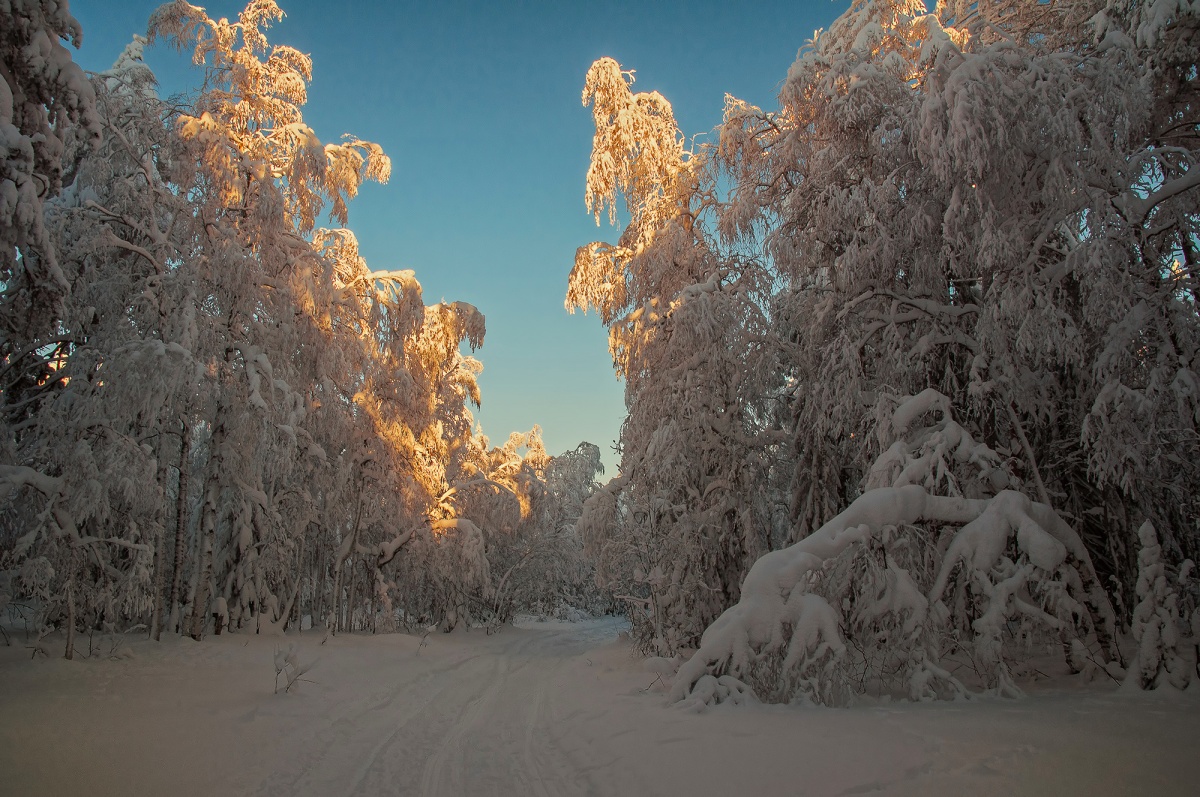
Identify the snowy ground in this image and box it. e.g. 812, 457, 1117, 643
1, 617, 1197, 796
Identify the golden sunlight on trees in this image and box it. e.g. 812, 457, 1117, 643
566, 57, 704, 381
570, 56, 781, 654
149, 0, 390, 232
0, 0, 607, 654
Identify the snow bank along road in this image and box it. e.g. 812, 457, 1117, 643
1, 617, 1198, 796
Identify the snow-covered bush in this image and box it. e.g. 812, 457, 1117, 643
273, 642, 315, 694
671, 391, 1119, 706
1125, 522, 1195, 691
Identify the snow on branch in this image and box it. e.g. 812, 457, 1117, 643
376, 526, 417, 568
671, 391, 1118, 708
1124, 521, 1195, 691
0, 465, 63, 505
1118, 164, 1200, 225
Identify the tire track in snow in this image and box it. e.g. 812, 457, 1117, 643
514, 635, 593, 797
343, 652, 493, 797
417, 625, 599, 797
256, 645, 488, 797
258, 619, 622, 797
523, 686, 553, 797
418, 634, 527, 796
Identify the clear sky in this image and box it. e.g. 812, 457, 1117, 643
70, 0, 844, 475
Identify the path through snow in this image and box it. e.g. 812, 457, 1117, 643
1, 617, 1197, 796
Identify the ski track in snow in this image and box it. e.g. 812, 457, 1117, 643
263, 648, 489, 797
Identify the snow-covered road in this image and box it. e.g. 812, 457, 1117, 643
261, 619, 615, 797
2, 618, 1198, 796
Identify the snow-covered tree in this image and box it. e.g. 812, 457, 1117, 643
721, 0, 1197, 630
538, 442, 609, 615
571, 0, 1199, 698
473, 434, 611, 623
546, 441, 604, 537
137, 0, 405, 640
0, 0, 99, 343
1, 0, 575, 651
0, 34, 199, 655
569, 58, 782, 654
379, 427, 603, 631
147, 0, 390, 233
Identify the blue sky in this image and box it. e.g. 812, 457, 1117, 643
70, 0, 844, 474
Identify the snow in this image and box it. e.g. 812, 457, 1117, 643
1, 618, 1197, 796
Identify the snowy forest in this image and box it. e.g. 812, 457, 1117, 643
0, 0, 608, 653
567, 0, 1200, 703
2, 0, 1200, 766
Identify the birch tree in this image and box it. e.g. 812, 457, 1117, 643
569, 58, 780, 654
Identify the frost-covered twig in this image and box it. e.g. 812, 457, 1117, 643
273, 643, 317, 694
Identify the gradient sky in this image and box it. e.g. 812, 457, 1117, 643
70, 0, 845, 474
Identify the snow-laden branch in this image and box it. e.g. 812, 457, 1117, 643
100, 229, 165, 274
377, 526, 417, 568
671, 391, 1117, 707
1118, 165, 1200, 225
0, 465, 63, 504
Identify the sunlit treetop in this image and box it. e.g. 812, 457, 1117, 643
580, 56, 691, 231
148, 0, 391, 233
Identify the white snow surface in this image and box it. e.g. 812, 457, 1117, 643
1, 617, 1197, 796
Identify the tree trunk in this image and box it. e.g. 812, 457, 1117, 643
61, 543, 82, 659
1005, 399, 1051, 507
168, 417, 192, 635
347, 560, 360, 633
150, 522, 165, 641
150, 424, 171, 641
311, 538, 323, 634
331, 482, 364, 634
288, 532, 306, 631
190, 415, 224, 641
64, 574, 75, 660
